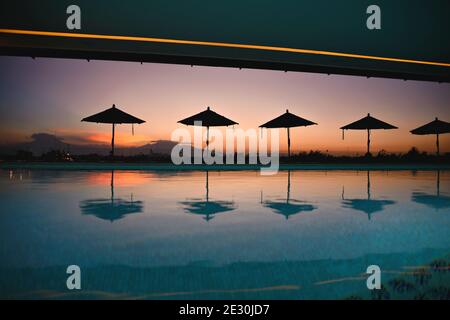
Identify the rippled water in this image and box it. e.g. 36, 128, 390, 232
0, 169, 449, 299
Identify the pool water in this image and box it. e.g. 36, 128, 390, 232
0, 169, 449, 299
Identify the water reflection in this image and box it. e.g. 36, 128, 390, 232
412, 170, 450, 211
1, 168, 450, 299
262, 170, 316, 220
79, 170, 143, 222
179, 171, 236, 222
342, 171, 396, 220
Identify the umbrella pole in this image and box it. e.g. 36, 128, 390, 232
437, 170, 440, 197
287, 128, 291, 158
436, 133, 440, 156
287, 170, 291, 204
367, 170, 372, 220
110, 170, 114, 202
367, 129, 371, 155
206, 126, 210, 151
206, 170, 209, 201
111, 123, 116, 158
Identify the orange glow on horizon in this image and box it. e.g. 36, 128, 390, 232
1, 54, 449, 156
86, 171, 150, 186
3, 126, 448, 155
86, 132, 150, 147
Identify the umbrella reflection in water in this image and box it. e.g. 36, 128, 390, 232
180, 171, 236, 222
80, 170, 143, 222
412, 170, 450, 211
262, 170, 316, 220
342, 171, 395, 220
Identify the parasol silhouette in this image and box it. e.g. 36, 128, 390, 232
410, 117, 450, 156
82, 104, 145, 158
178, 106, 238, 151
340, 113, 398, 156
260, 109, 317, 158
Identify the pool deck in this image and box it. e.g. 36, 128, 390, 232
1, 162, 450, 171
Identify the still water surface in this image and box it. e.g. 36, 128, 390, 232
0, 169, 449, 299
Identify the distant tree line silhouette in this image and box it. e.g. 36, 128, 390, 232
1, 146, 449, 164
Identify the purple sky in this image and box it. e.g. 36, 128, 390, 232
0, 56, 449, 154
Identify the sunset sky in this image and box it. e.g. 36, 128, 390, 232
0, 56, 449, 155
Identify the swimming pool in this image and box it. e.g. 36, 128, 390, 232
0, 169, 449, 299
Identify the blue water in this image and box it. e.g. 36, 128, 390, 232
0, 169, 449, 299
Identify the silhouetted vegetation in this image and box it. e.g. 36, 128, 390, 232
429, 259, 449, 273
371, 284, 391, 300
283, 148, 449, 164
14, 150, 34, 161
413, 268, 432, 286
1, 147, 449, 164
388, 278, 415, 293
424, 286, 450, 300
345, 256, 449, 300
